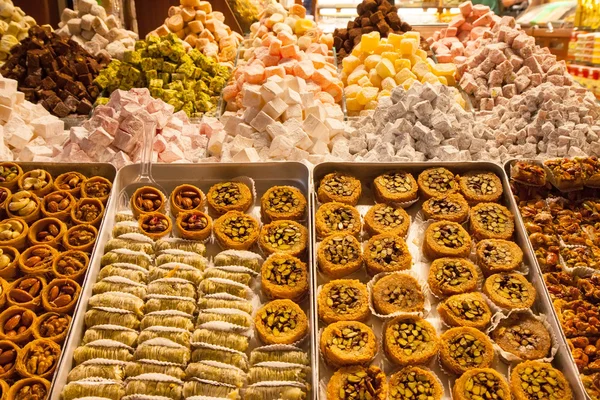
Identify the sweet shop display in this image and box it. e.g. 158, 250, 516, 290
0, 0, 36, 63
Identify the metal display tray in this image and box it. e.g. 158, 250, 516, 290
50, 162, 317, 400
311, 162, 586, 399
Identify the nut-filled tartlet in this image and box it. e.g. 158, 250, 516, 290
384, 315, 439, 366
371, 273, 424, 315
261, 254, 308, 301
6, 191, 40, 224
18, 169, 53, 198
175, 210, 212, 241
327, 365, 388, 400
255, 299, 308, 345
417, 167, 459, 199
469, 202, 515, 241
70, 198, 104, 227
453, 368, 510, 400
258, 220, 308, 257
316, 201, 361, 238
389, 366, 444, 400
491, 311, 552, 361
439, 326, 495, 375
318, 279, 370, 323
318, 233, 363, 278
423, 221, 471, 259
131, 186, 166, 217
422, 193, 470, 223
0, 163, 22, 190
81, 176, 112, 204
476, 239, 523, 275
373, 171, 418, 204
207, 181, 253, 214
41, 191, 75, 221
510, 361, 573, 400
169, 184, 205, 217
320, 320, 377, 367
214, 211, 260, 250
458, 171, 503, 204
483, 273, 536, 310
318, 172, 362, 205
428, 258, 479, 297
364, 203, 410, 237
364, 233, 412, 275
261, 185, 307, 222
53, 171, 86, 197
437, 292, 492, 330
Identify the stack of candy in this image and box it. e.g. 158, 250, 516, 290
0, 0, 36, 62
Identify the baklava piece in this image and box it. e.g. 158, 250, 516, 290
255, 299, 308, 345
491, 312, 552, 361
469, 202, 515, 241
261, 254, 308, 302
131, 186, 165, 217
214, 211, 260, 250
318, 279, 370, 323
511, 161, 547, 186
439, 327, 494, 375
423, 221, 471, 259
317, 172, 362, 206
437, 292, 492, 330
510, 361, 573, 400
317, 234, 363, 278
417, 167, 459, 199
389, 366, 443, 400
315, 202, 361, 238
258, 220, 308, 257
476, 239, 523, 275
372, 273, 424, 315
373, 171, 418, 204
458, 171, 503, 204
327, 365, 388, 400
384, 315, 439, 367
170, 184, 205, 217
175, 211, 212, 241
544, 158, 584, 191
422, 193, 469, 223
261, 185, 307, 222
428, 258, 479, 297
320, 320, 377, 367
364, 203, 410, 237
364, 233, 412, 275
453, 368, 510, 400
483, 273, 536, 310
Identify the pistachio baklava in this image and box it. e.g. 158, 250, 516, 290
259, 220, 308, 257
207, 181, 253, 214
261, 253, 308, 301
364, 203, 410, 237
315, 202, 361, 238
320, 320, 377, 367
384, 315, 439, 367
317, 234, 363, 278
318, 279, 370, 323
510, 361, 573, 400
458, 171, 503, 204
255, 299, 308, 345
580, 156, 600, 187
318, 172, 362, 205
491, 311, 552, 361
417, 167, 459, 199
428, 258, 479, 298
373, 171, 418, 204
327, 365, 388, 400
389, 366, 444, 400
483, 273, 536, 310
214, 211, 260, 250
453, 368, 510, 400
422, 193, 470, 223
261, 185, 307, 222
423, 221, 471, 259
437, 292, 492, 330
470, 203, 515, 240
439, 326, 494, 375
544, 158, 584, 192
372, 273, 424, 315
476, 239, 523, 275
364, 233, 412, 275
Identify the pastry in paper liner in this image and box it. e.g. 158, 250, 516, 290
213, 211, 260, 251
483, 272, 536, 310
318, 279, 369, 324
133, 338, 191, 365
0, 218, 28, 252
52, 250, 89, 283
17, 245, 57, 277
104, 235, 154, 255
155, 251, 208, 270
315, 202, 361, 239
53, 171, 86, 197
427, 258, 480, 298
82, 325, 139, 347
186, 360, 247, 387
97, 264, 148, 284
207, 181, 253, 215
0, 246, 19, 279
148, 263, 203, 286
383, 315, 439, 367
255, 299, 308, 345
417, 167, 459, 199
0, 340, 18, 379
196, 308, 253, 329
63, 224, 98, 253
67, 359, 129, 382
248, 363, 309, 385
388, 366, 444, 400
317, 234, 363, 279
373, 170, 418, 204
32, 312, 71, 343
175, 210, 212, 241
469, 202, 515, 241
437, 292, 493, 330
41, 277, 81, 313
138, 212, 172, 240
138, 326, 191, 348
0, 162, 22, 191
170, 184, 206, 217
73, 340, 134, 365
261, 185, 307, 222
452, 368, 510, 400
145, 294, 197, 315
364, 233, 412, 275
125, 359, 185, 380
317, 172, 362, 206
439, 326, 494, 375
422, 221, 471, 259
259, 220, 308, 257
422, 193, 470, 223
0, 379, 8, 399
204, 266, 255, 286
510, 361, 573, 400
100, 250, 152, 269
261, 254, 308, 302
511, 161, 547, 187
61, 378, 124, 400
6, 276, 46, 310
192, 328, 249, 352
183, 378, 240, 399
155, 238, 207, 256
364, 203, 410, 237
113, 221, 142, 237
0, 306, 36, 344
41, 190, 75, 221
124, 373, 183, 399
197, 296, 253, 315
476, 239, 523, 275
371, 272, 425, 315
84, 307, 141, 330
5, 191, 41, 225
320, 320, 377, 367
131, 186, 166, 217
191, 343, 249, 370
249, 345, 309, 366
8, 377, 50, 400
15, 338, 61, 379
327, 365, 387, 400
17, 169, 54, 197
140, 311, 194, 332
458, 171, 503, 204
199, 277, 253, 299
148, 278, 197, 299
213, 249, 264, 272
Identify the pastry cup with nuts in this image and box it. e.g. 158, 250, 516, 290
423, 221, 472, 260
469, 202, 515, 241
63, 224, 98, 253
0, 306, 36, 344
364, 203, 410, 237
373, 170, 418, 204
261, 254, 308, 302
7, 276, 47, 310
0, 340, 18, 380
327, 365, 388, 400
42, 278, 81, 314
510, 361, 573, 400
41, 190, 75, 221
453, 368, 510, 400
318, 233, 363, 278
428, 258, 480, 298
15, 338, 61, 379
138, 212, 172, 240
490, 311, 552, 361
437, 292, 492, 330
6, 191, 41, 224
459, 171, 503, 204
389, 366, 444, 400
422, 193, 470, 224
439, 326, 495, 375
0, 278, 6, 310
318, 279, 370, 324
18, 169, 54, 197
0, 246, 19, 280
170, 184, 205, 217
33, 312, 71, 344
255, 299, 308, 345
27, 217, 68, 248
81, 176, 112, 204
317, 172, 362, 206
384, 315, 439, 367
53, 171, 86, 197
71, 198, 104, 227
483, 273, 536, 310
364, 233, 412, 275
320, 320, 377, 367
418, 167, 459, 199
261, 185, 307, 222
53, 250, 89, 283
372, 272, 424, 315
18, 245, 58, 277
214, 211, 260, 251
207, 181, 253, 215
476, 239, 523, 276
259, 220, 308, 257
0, 162, 22, 190
0, 187, 10, 217
131, 186, 166, 217
0, 219, 27, 252
315, 202, 361, 238
176, 210, 212, 241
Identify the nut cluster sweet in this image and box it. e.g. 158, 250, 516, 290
35, 221, 61, 243
325, 284, 362, 316
22, 340, 59, 375
179, 213, 208, 231
73, 202, 101, 223
388, 319, 432, 356
371, 206, 405, 230
326, 325, 371, 352
263, 258, 303, 288
489, 274, 531, 304
434, 260, 473, 290
258, 304, 300, 337
23, 247, 54, 272
141, 215, 169, 233
10, 277, 43, 305
0, 346, 16, 375
220, 214, 257, 244
135, 192, 163, 213
174, 189, 202, 211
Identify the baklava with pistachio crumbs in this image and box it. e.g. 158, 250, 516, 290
453, 368, 510, 400
439, 326, 495, 375
384, 315, 439, 367
371, 273, 424, 315
364, 203, 410, 237
318, 172, 362, 205
437, 292, 492, 330
373, 171, 418, 204
417, 167, 459, 199
318, 279, 370, 323
428, 258, 479, 297
364, 233, 412, 275
213, 211, 260, 250
261, 253, 308, 301
317, 233, 363, 278
510, 361, 573, 400
261, 185, 307, 221
458, 171, 503, 204
327, 365, 388, 400
476, 239, 523, 275
422, 193, 470, 223
207, 181, 253, 214
258, 220, 308, 257
483, 272, 536, 310
315, 201, 361, 238
255, 299, 308, 345
491, 311, 552, 361
422, 221, 471, 259
320, 320, 377, 367
389, 366, 444, 400
469, 202, 515, 240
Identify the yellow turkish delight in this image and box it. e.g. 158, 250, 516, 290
394, 69, 416, 84
360, 32, 380, 53
357, 87, 379, 105
400, 38, 418, 55
411, 61, 431, 80
375, 59, 395, 79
